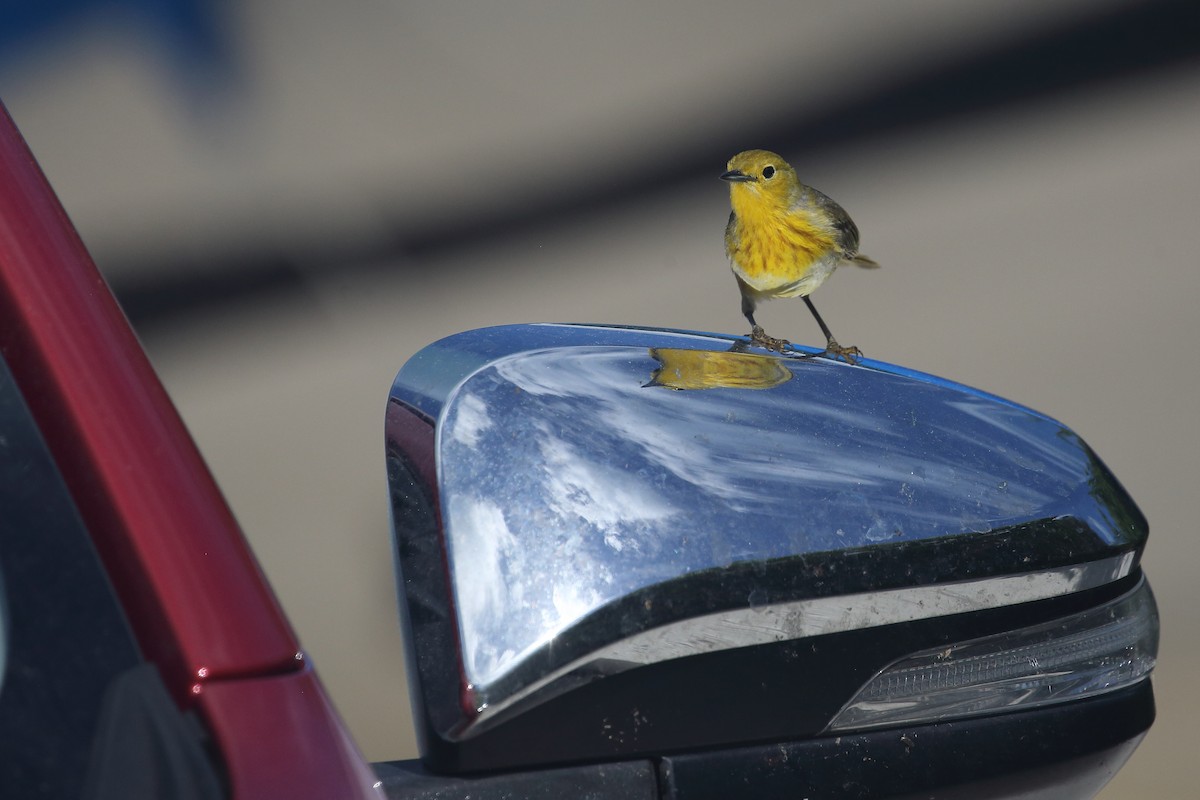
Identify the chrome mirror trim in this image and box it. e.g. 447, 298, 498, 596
387, 324, 1147, 753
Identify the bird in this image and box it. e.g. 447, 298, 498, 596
721, 149, 879, 362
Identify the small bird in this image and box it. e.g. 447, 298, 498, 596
721, 149, 879, 362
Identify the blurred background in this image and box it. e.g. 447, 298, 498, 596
2, 0, 1197, 795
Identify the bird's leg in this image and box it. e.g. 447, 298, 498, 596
745, 319, 791, 353
750, 327, 791, 353
741, 294, 791, 352
802, 296, 862, 364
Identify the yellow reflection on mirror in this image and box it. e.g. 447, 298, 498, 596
647, 348, 792, 391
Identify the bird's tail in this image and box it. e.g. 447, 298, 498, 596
851, 254, 880, 268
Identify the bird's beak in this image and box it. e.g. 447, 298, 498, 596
720, 169, 755, 183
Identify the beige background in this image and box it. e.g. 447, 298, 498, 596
3, 2, 1197, 796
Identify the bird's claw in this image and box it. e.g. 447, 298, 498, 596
743, 328, 862, 363
748, 326, 791, 353
823, 339, 863, 365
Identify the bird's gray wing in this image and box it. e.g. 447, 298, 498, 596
800, 186, 861, 258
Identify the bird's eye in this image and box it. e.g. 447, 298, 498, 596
762, 165, 776, 179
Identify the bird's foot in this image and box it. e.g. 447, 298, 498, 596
822, 339, 863, 365
748, 326, 791, 353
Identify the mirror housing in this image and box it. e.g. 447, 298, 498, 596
384, 324, 1154, 779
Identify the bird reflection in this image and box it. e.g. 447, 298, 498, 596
646, 348, 792, 391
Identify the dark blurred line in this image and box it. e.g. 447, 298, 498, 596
112, 256, 319, 331
114, 0, 1199, 330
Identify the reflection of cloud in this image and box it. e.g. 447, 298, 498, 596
448, 392, 492, 447
949, 400, 1082, 477
449, 495, 519, 679
441, 345, 1105, 690
552, 582, 602, 630
489, 346, 1066, 531
537, 425, 676, 550
598, 399, 859, 508
492, 348, 620, 397
922, 400, 1072, 517
496, 348, 879, 504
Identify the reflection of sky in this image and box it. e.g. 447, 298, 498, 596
437, 346, 1101, 687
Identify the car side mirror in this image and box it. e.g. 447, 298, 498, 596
383, 324, 1156, 797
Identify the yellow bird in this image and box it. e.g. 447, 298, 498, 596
721, 149, 879, 362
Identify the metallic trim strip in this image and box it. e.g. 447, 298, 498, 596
456, 552, 1136, 739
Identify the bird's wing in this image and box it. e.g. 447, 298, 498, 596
723, 210, 739, 255
801, 187, 861, 258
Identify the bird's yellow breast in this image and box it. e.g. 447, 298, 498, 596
726, 193, 838, 296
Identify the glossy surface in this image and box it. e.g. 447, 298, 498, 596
0, 103, 300, 689
202, 666, 384, 798
1, 103, 379, 798
389, 324, 1147, 737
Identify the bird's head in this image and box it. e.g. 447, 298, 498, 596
720, 150, 797, 209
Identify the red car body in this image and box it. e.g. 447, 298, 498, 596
0, 103, 380, 798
